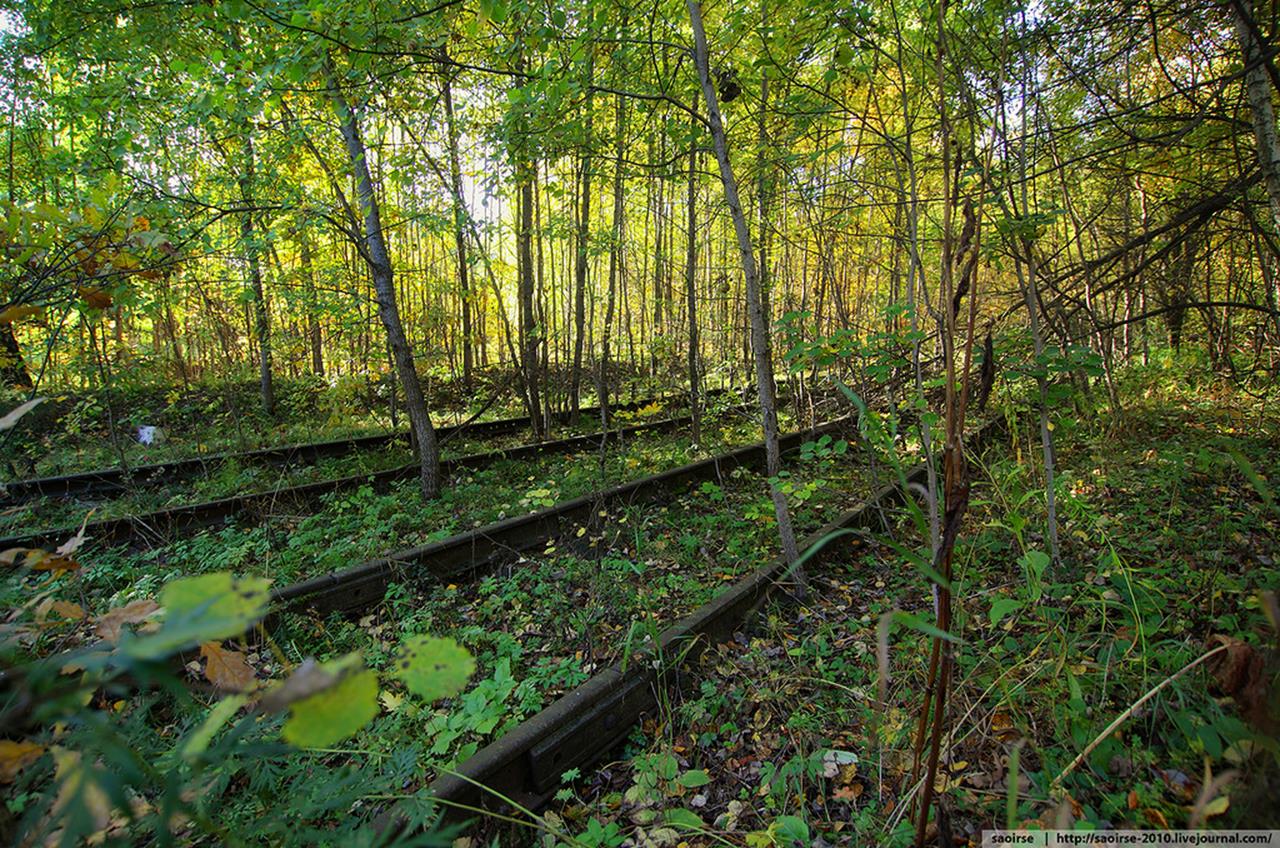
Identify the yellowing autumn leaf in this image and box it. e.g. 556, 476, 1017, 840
50, 600, 85, 621
77, 286, 113, 310
200, 641, 257, 692
0, 304, 43, 324
0, 739, 44, 783
1201, 795, 1230, 818
281, 668, 379, 748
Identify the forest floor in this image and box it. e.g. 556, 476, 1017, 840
532, 365, 1280, 847
4, 367, 1275, 848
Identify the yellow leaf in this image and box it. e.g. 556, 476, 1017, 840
0, 739, 44, 783
51, 748, 110, 834
1202, 795, 1230, 818
380, 691, 404, 713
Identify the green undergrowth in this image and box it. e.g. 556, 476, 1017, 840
535, 371, 1278, 847
4, 372, 683, 478
175, 428, 881, 834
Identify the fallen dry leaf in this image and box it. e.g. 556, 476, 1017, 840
200, 642, 256, 692
50, 600, 85, 621
56, 511, 96, 559
0, 739, 44, 783
95, 599, 160, 642
1207, 635, 1274, 732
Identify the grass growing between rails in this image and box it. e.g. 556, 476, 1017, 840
532, 367, 1279, 847
1, 369, 685, 479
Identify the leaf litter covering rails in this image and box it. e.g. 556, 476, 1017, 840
1, 389, 724, 504
0, 410, 780, 656
0, 401, 737, 552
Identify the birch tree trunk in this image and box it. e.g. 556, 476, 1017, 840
687, 0, 802, 573
327, 64, 441, 498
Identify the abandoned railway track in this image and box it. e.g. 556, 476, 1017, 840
415, 417, 1007, 826
0, 407, 728, 553
3, 390, 727, 503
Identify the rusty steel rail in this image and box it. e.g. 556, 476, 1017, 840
0, 409, 729, 553
420, 418, 1007, 821
2, 391, 728, 504
270, 416, 853, 619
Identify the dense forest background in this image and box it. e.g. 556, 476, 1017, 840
2, 0, 1276, 412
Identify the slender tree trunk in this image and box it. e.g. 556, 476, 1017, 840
686, 99, 702, 443
299, 229, 324, 377
443, 70, 473, 391
1234, 0, 1280, 344
1236, 0, 1280, 235
688, 0, 802, 574
239, 134, 275, 417
327, 62, 441, 498
518, 158, 544, 438
571, 142, 592, 420
651, 124, 667, 377
601, 93, 627, 429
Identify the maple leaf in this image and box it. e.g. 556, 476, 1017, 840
95, 599, 160, 642
200, 642, 256, 692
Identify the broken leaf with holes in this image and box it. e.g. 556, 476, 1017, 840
390, 635, 475, 701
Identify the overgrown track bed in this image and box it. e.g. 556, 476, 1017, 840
269, 416, 850, 621
9, 422, 764, 621
0, 407, 725, 553
2, 390, 722, 504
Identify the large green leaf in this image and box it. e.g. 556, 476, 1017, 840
282, 668, 379, 748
